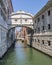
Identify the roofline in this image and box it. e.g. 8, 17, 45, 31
34, 1, 52, 18
10, 0, 14, 12
9, 11, 33, 18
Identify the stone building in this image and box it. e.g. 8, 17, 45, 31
0, 0, 13, 58
32, 1, 52, 56
21, 27, 27, 38
10, 10, 33, 28
10, 10, 33, 41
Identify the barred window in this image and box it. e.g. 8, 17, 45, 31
48, 24, 51, 30
42, 40, 44, 44
48, 10, 50, 16
42, 15, 44, 19
38, 18, 40, 22
48, 41, 51, 46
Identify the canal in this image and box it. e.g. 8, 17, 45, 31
0, 41, 52, 65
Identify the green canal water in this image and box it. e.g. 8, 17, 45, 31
0, 41, 52, 65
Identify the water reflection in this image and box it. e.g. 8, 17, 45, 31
0, 40, 52, 65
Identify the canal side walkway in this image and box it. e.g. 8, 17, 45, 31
0, 41, 52, 65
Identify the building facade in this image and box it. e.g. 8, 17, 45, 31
0, 0, 52, 58
10, 10, 33, 29
0, 0, 13, 58
10, 10, 33, 41
32, 1, 52, 56
21, 27, 27, 38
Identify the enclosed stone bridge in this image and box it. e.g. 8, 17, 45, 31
7, 10, 34, 50
9, 10, 33, 30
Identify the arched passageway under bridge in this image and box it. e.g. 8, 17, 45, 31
7, 10, 34, 49
7, 25, 34, 48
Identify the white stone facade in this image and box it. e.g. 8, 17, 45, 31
0, 0, 8, 58
9, 10, 33, 29
32, 1, 52, 56
0, 0, 52, 58
0, 0, 13, 58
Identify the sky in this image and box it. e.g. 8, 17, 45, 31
12, 0, 48, 31
12, 0, 48, 15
